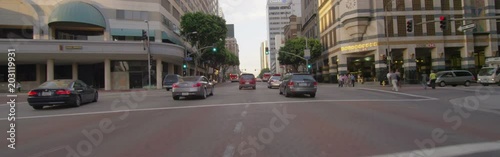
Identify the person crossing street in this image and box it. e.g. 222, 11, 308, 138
429, 70, 437, 89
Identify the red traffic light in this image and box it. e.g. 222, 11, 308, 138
440, 16, 446, 21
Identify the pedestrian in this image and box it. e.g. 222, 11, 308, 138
16, 82, 21, 92
390, 70, 399, 91
338, 74, 342, 87
386, 70, 392, 86
421, 72, 428, 90
395, 69, 402, 88
350, 74, 356, 87
429, 70, 437, 89
342, 74, 349, 87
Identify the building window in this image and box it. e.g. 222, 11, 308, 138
173, 8, 180, 21
425, 0, 434, 10
386, 16, 394, 37
426, 15, 435, 36
397, 16, 407, 37
161, 0, 171, 12
413, 15, 423, 36
0, 28, 33, 39
496, 1, 500, 9
441, 0, 450, 10
497, 22, 500, 34
412, 0, 421, 11
396, 0, 405, 11
116, 10, 149, 21
453, 0, 462, 10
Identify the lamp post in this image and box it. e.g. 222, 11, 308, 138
384, 0, 394, 74
184, 31, 198, 76
145, 20, 151, 89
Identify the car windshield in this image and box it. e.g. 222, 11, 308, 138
478, 68, 495, 76
292, 75, 315, 81
38, 80, 72, 88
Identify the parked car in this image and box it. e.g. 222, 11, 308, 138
27, 79, 98, 110
163, 74, 182, 91
239, 73, 256, 90
267, 75, 281, 88
171, 76, 214, 100
436, 70, 475, 87
279, 73, 317, 97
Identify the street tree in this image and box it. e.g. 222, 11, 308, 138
278, 37, 322, 72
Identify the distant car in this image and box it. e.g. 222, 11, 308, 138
256, 78, 263, 82
262, 73, 272, 82
267, 75, 281, 88
229, 74, 239, 82
163, 74, 182, 91
436, 70, 475, 87
239, 73, 256, 90
27, 79, 98, 110
172, 76, 214, 100
279, 73, 317, 97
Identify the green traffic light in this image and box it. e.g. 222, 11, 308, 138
265, 51, 269, 55
183, 64, 187, 69
212, 47, 217, 52
307, 64, 311, 68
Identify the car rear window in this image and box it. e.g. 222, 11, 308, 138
270, 76, 281, 80
291, 75, 315, 81
455, 72, 472, 77
241, 74, 255, 79
39, 80, 72, 88
181, 77, 199, 81
164, 75, 178, 81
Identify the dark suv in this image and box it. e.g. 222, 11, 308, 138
163, 74, 182, 91
279, 73, 317, 97
239, 73, 256, 90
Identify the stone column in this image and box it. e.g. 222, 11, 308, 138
338, 54, 348, 75
156, 58, 163, 89
72, 62, 78, 80
431, 44, 445, 71
329, 56, 338, 83
104, 59, 111, 90
46, 59, 54, 81
375, 47, 388, 83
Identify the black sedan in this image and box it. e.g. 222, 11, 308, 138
27, 79, 98, 110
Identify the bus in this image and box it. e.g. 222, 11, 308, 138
229, 73, 239, 82
262, 73, 272, 82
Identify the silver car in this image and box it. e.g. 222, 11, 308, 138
267, 76, 281, 88
172, 76, 214, 100
436, 70, 475, 87
279, 73, 317, 98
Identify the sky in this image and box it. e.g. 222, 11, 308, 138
220, 0, 267, 76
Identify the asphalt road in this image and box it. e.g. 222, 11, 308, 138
1, 82, 500, 157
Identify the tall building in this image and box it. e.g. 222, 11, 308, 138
225, 25, 240, 74
317, 0, 500, 84
266, 0, 301, 73
274, 34, 286, 74
226, 24, 235, 38
0, 0, 221, 91
260, 40, 269, 70
283, 15, 301, 41
300, 0, 319, 39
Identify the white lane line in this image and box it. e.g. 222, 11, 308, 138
233, 122, 243, 133
222, 145, 235, 157
240, 111, 247, 117
0, 102, 28, 107
0, 98, 435, 121
369, 141, 500, 157
245, 104, 250, 108
358, 88, 439, 100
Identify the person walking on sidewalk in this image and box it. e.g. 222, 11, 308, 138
338, 74, 344, 87
386, 70, 392, 86
390, 70, 399, 91
429, 70, 437, 89
421, 72, 428, 90
350, 74, 356, 87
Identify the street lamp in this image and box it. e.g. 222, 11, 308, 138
184, 31, 198, 76
144, 20, 151, 89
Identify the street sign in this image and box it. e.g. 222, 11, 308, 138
457, 23, 476, 32
304, 49, 310, 60
185, 57, 192, 61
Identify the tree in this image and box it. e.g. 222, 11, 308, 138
180, 12, 227, 75
258, 68, 271, 78
278, 37, 322, 72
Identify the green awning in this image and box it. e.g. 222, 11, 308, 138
111, 28, 154, 37
162, 31, 182, 46
48, 1, 106, 28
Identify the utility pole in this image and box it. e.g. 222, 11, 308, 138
145, 20, 151, 89
384, 0, 393, 74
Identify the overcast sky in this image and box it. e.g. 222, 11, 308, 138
220, 0, 267, 76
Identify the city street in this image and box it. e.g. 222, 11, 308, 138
1, 82, 500, 157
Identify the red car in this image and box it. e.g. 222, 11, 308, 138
229, 74, 239, 82
262, 73, 271, 82
239, 73, 256, 90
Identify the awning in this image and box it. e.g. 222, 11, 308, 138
110, 28, 154, 37
48, 1, 106, 28
162, 31, 183, 46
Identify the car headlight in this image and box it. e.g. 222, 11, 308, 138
492, 79, 495, 81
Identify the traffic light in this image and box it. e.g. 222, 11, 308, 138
142, 30, 147, 40
183, 63, 187, 69
265, 47, 269, 55
307, 64, 311, 69
406, 20, 413, 32
212, 47, 217, 52
439, 16, 447, 30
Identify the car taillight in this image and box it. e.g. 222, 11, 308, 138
172, 83, 179, 88
55, 90, 71, 95
193, 82, 202, 87
288, 81, 294, 86
313, 82, 318, 87
28, 91, 37, 96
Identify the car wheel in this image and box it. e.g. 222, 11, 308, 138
173, 96, 180, 100
32, 106, 43, 110
253, 86, 256, 90
92, 92, 98, 102
310, 93, 316, 98
201, 89, 207, 99
166, 88, 170, 91
239, 87, 242, 90
73, 95, 82, 107
464, 81, 471, 87
439, 81, 446, 87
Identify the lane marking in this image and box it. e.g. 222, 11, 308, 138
233, 122, 243, 133
369, 141, 500, 157
358, 88, 439, 100
0, 98, 436, 121
222, 145, 235, 157
240, 111, 247, 117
